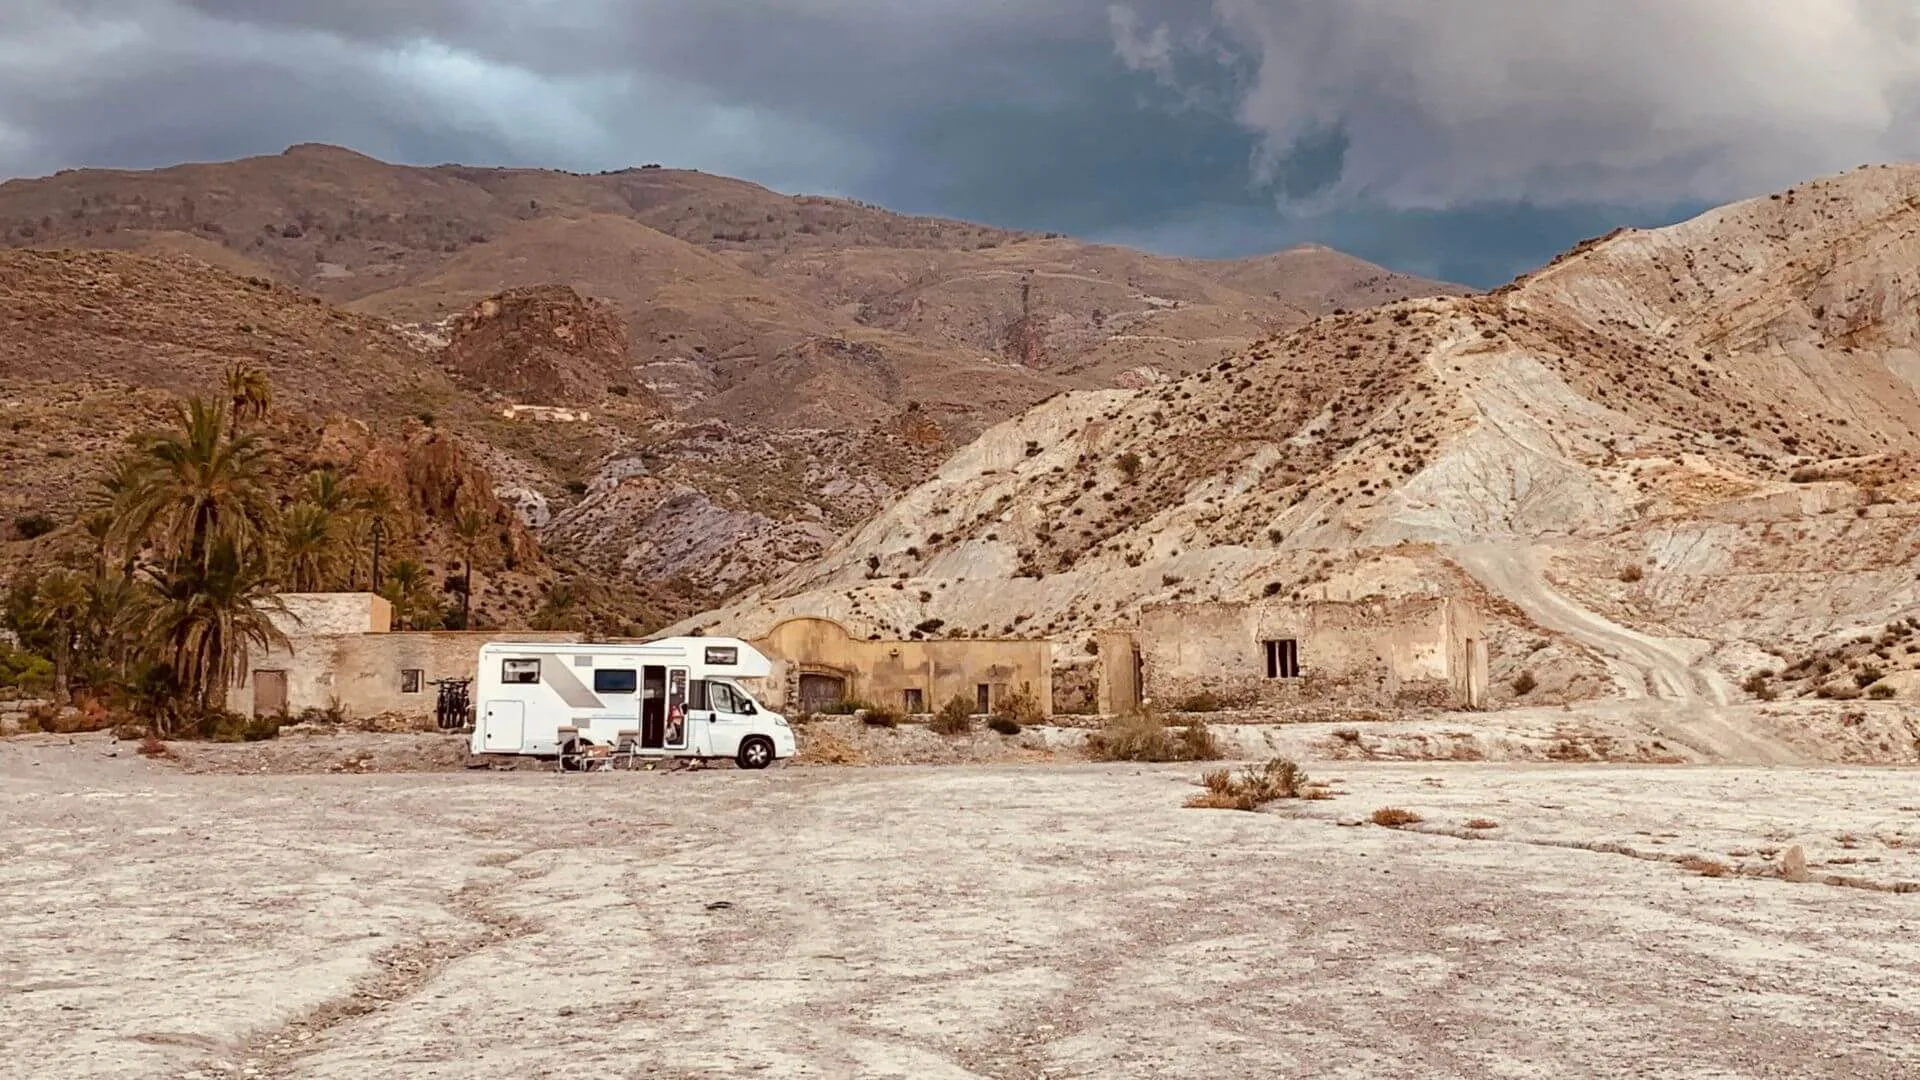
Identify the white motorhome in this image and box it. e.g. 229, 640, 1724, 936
471, 638, 796, 769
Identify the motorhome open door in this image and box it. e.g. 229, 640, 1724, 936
666, 667, 690, 749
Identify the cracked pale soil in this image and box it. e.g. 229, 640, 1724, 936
3, 734, 1918, 1079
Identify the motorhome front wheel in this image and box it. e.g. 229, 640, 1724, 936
737, 736, 775, 770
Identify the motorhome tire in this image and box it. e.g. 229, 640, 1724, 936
737, 737, 774, 770
559, 736, 587, 772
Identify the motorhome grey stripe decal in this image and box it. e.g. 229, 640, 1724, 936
544, 661, 604, 710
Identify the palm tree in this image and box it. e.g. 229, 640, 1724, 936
83, 570, 147, 685
279, 502, 337, 592
304, 469, 349, 516
380, 559, 438, 630
342, 482, 396, 591
114, 397, 278, 572
33, 571, 88, 703
452, 509, 492, 627
143, 537, 289, 716
225, 363, 273, 437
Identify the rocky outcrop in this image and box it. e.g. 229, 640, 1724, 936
440, 285, 653, 408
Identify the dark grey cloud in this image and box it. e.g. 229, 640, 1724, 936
5, 1, 1919, 287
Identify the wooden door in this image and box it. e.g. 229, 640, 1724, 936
252, 670, 288, 716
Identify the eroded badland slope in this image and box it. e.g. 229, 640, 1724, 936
686, 165, 1920, 708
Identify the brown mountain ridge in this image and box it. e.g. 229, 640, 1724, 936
0, 145, 1466, 616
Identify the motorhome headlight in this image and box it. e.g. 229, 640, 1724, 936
774, 716, 789, 727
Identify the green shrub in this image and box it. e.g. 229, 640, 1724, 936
861, 707, 901, 729
986, 715, 1022, 736
1869, 684, 1897, 700
931, 694, 974, 736
0, 644, 53, 691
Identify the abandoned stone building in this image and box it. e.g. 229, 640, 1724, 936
751, 616, 1054, 718
228, 593, 584, 720
1095, 596, 1488, 713
231, 598, 1054, 723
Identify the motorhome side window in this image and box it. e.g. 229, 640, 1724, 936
502, 658, 540, 684
593, 668, 638, 694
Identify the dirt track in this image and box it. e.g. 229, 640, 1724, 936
4, 734, 1919, 1079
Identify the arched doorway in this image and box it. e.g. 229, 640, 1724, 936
798, 672, 849, 713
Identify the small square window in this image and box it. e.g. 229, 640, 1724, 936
1264, 640, 1301, 679
502, 658, 540, 684
903, 688, 925, 714
401, 669, 424, 694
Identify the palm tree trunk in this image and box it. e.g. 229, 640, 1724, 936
53, 636, 71, 705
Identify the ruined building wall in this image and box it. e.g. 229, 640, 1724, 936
230, 630, 583, 719
1127, 598, 1483, 710
754, 617, 1053, 716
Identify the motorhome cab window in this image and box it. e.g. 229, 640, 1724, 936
502, 658, 540, 684
706, 681, 750, 713
593, 668, 638, 694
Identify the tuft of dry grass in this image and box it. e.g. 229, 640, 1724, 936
1371, 807, 1423, 828
1463, 818, 1500, 831
1185, 758, 1312, 811
136, 735, 176, 760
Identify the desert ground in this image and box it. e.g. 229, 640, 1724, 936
4, 726, 1919, 1080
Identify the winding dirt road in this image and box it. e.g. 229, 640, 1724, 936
1454, 544, 1806, 764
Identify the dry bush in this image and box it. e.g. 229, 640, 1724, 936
1180, 716, 1222, 761
1185, 757, 1311, 811
1087, 708, 1222, 762
1618, 564, 1644, 583
1371, 807, 1423, 828
1463, 818, 1499, 830
930, 694, 974, 736
998, 689, 1045, 727
1679, 855, 1732, 878
986, 715, 1022, 736
1869, 684, 1897, 700
1511, 670, 1539, 696
861, 706, 902, 729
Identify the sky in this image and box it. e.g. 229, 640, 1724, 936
6, 1, 1920, 286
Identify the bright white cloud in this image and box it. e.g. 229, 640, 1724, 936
1116, 0, 1920, 207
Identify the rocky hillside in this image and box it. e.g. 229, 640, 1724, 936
0, 249, 661, 630
0, 147, 1462, 608
683, 165, 1920, 709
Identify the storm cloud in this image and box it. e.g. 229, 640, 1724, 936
5, 1, 1920, 285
